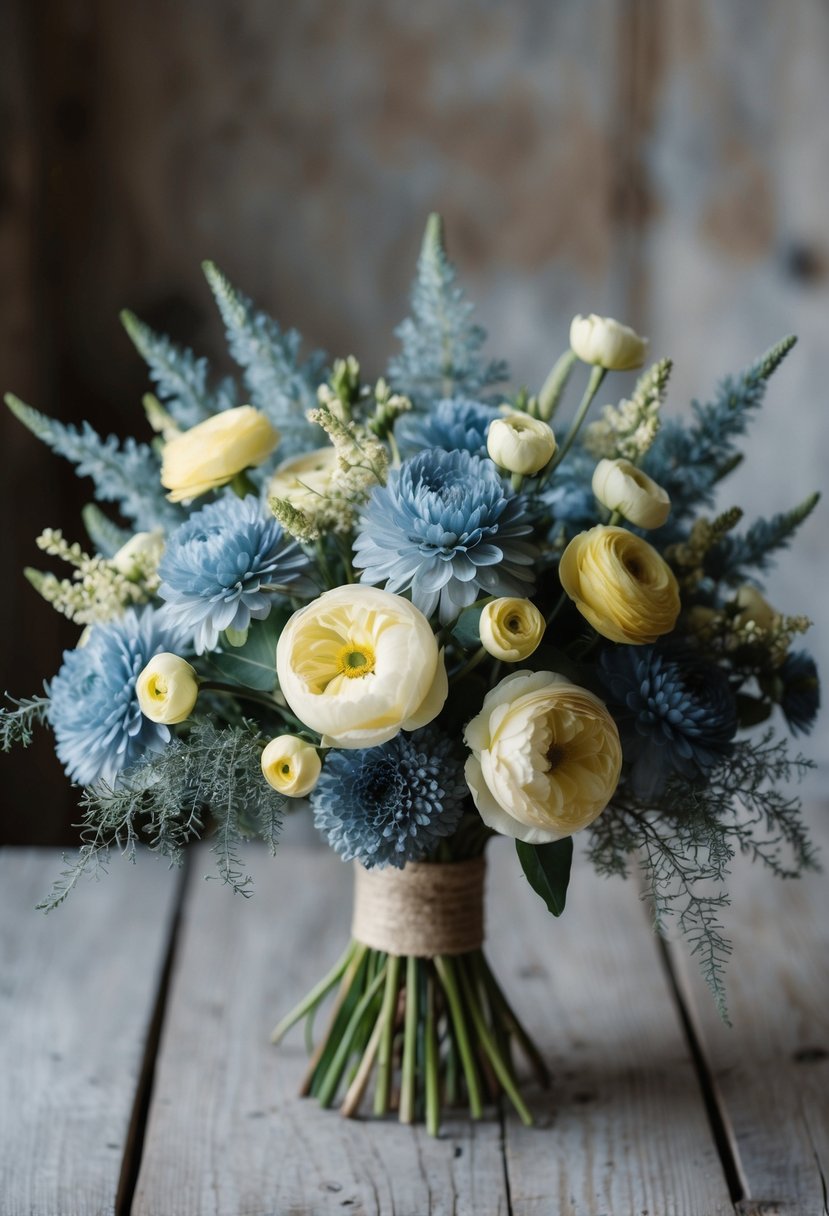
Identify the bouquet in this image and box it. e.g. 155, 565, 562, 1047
3, 215, 821, 1134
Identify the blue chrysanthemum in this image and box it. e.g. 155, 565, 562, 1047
311, 729, 469, 868
395, 397, 500, 460
598, 645, 738, 799
158, 494, 314, 653
48, 607, 185, 786
778, 650, 820, 736
353, 449, 538, 624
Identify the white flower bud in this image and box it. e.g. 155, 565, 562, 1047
570, 314, 648, 371
136, 653, 199, 724
592, 458, 671, 529
110, 530, 165, 579
261, 735, 321, 798
479, 598, 545, 662
486, 413, 556, 476
734, 585, 779, 632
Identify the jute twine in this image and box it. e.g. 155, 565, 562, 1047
351, 857, 486, 957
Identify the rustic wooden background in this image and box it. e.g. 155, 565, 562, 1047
2, 0, 827, 844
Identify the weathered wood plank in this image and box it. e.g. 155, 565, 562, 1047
486, 844, 736, 1215
669, 805, 829, 1216
0, 849, 181, 1215
132, 843, 507, 1216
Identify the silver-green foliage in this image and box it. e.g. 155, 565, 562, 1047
81, 503, 132, 558
0, 695, 50, 752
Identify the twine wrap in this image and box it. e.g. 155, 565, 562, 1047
351, 857, 486, 958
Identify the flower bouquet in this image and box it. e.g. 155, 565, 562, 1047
3, 215, 821, 1134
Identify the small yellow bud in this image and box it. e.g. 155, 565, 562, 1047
733, 585, 779, 632
161, 406, 279, 503
261, 735, 321, 798
486, 413, 556, 476
570, 314, 648, 371
479, 598, 545, 662
592, 458, 671, 529
136, 653, 199, 724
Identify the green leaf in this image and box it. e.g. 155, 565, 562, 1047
202, 609, 289, 691
515, 837, 573, 917
451, 603, 485, 650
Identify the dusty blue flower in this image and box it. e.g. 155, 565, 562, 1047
778, 650, 820, 736
158, 494, 313, 653
598, 645, 738, 799
310, 728, 468, 868
353, 449, 538, 624
395, 397, 500, 459
48, 607, 185, 786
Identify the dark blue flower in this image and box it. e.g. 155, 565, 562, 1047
310, 728, 469, 868
353, 449, 538, 624
778, 650, 820, 736
158, 494, 314, 653
395, 397, 500, 459
598, 645, 738, 799
48, 607, 185, 786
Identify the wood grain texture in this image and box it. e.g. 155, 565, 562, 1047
670, 806, 829, 1216
0, 848, 180, 1215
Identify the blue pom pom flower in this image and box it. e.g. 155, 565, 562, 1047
395, 397, 500, 459
353, 449, 538, 624
310, 728, 469, 868
778, 650, 820, 736
158, 494, 314, 653
598, 645, 738, 799
48, 606, 185, 786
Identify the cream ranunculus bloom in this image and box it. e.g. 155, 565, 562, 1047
110, 530, 165, 579
275, 585, 447, 748
570, 314, 648, 371
464, 670, 622, 843
136, 652, 199, 724
486, 413, 556, 476
161, 406, 279, 502
479, 597, 545, 662
268, 447, 338, 510
559, 525, 680, 644
261, 734, 321, 797
592, 458, 671, 529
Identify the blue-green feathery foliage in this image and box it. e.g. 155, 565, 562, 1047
203, 261, 327, 457
388, 214, 509, 410
643, 335, 797, 522
5, 394, 183, 531
121, 310, 237, 427
705, 492, 820, 585
81, 503, 132, 558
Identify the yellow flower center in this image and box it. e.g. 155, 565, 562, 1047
146, 675, 168, 702
336, 643, 376, 679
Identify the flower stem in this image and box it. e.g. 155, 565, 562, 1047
340, 1006, 385, 1118
399, 956, 419, 1124
302, 945, 368, 1096
457, 957, 534, 1126
543, 364, 606, 483
270, 941, 356, 1044
475, 952, 550, 1087
434, 955, 483, 1119
451, 645, 488, 683
229, 470, 258, 498
316, 963, 387, 1108
374, 953, 402, 1116
425, 972, 440, 1136
538, 349, 578, 422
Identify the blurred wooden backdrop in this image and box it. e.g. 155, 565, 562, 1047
2, 1, 827, 844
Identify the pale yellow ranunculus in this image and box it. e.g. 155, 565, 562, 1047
136, 652, 199, 724
275, 585, 447, 749
559, 525, 680, 644
479, 598, 545, 662
161, 406, 279, 502
261, 734, 321, 797
570, 314, 648, 371
268, 447, 338, 510
464, 670, 622, 843
733, 585, 779, 632
487, 413, 556, 476
592, 458, 671, 530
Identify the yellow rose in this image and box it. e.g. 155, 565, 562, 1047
570, 314, 648, 371
261, 734, 321, 797
464, 670, 622, 843
268, 447, 338, 510
486, 413, 556, 476
591, 458, 671, 530
479, 598, 545, 662
136, 652, 199, 724
276, 585, 447, 748
161, 406, 279, 502
559, 525, 680, 644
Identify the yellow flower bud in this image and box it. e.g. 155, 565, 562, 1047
592, 458, 671, 529
733, 585, 779, 632
479, 598, 545, 662
559, 525, 680, 644
486, 412, 556, 476
261, 734, 321, 798
161, 406, 279, 503
136, 652, 199, 724
570, 314, 648, 371
267, 447, 338, 509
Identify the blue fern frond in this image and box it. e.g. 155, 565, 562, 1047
643, 335, 797, 520
706, 492, 820, 584
202, 261, 327, 458
5, 394, 183, 531
388, 213, 509, 410
121, 310, 236, 428
81, 503, 132, 557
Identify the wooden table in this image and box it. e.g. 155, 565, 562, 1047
2, 809, 827, 1216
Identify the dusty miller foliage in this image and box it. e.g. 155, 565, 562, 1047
0, 695, 50, 752
39, 720, 285, 912
587, 731, 817, 1019
388, 213, 509, 409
